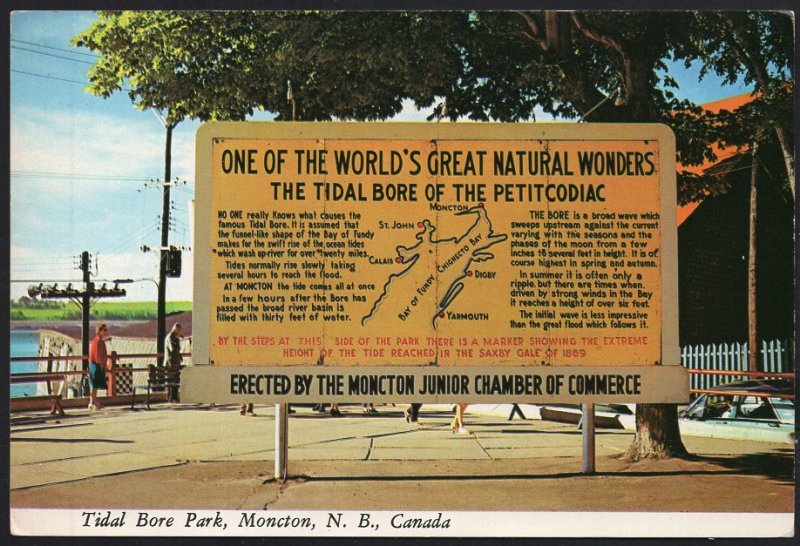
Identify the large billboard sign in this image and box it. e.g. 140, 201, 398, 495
187, 123, 687, 403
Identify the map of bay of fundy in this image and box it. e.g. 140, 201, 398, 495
362, 205, 508, 330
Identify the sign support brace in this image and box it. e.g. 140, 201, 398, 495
582, 403, 596, 474
274, 403, 289, 481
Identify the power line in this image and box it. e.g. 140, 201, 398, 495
10, 256, 77, 263
9, 256, 75, 267
98, 221, 163, 256
11, 267, 81, 275
11, 69, 87, 86
12, 258, 80, 265
102, 232, 161, 258
101, 229, 158, 256
12, 68, 134, 94
11, 38, 100, 59
11, 171, 155, 182
98, 220, 161, 251
12, 254, 78, 261
11, 44, 95, 65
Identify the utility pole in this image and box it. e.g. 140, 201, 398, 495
28, 252, 127, 393
144, 114, 185, 366
157, 121, 176, 367
81, 251, 91, 375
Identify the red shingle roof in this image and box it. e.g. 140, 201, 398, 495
677, 92, 754, 226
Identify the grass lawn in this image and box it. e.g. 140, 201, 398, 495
11, 301, 192, 321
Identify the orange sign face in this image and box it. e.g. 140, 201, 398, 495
195, 124, 677, 368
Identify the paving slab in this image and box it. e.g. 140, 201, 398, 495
143, 439, 271, 461
483, 447, 587, 459
10, 440, 130, 466
373, 431, 471, 448
369, 446, 491, 460
212, 451, 275, 462
287, 446, 372, 461
12, 453, 182, 489
476, 434, 582, 449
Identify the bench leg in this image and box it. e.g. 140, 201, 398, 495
508, 403, 526, 421
50, 398, 65, 416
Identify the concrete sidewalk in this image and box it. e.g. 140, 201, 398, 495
10, 403, 607, 488
9, 403, 795, 512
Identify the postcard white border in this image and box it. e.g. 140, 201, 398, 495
9, 509, 794, 538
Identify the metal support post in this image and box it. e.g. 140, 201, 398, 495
582, 402, 595, 474
80, 252, 92, 396
274, 403, 289, 481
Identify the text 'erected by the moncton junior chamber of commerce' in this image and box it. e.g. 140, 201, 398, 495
180, 365, 689, 404
197, 125, 675, 369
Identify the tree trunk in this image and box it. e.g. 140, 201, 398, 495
525, 10, 691, 460
772, 126, 794, 200
624, 403, 688, 460
748, 142, 759, 372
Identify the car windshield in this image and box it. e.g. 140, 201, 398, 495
683, 396, 707, 419
770, 398, 795, 424
703, 395, 731, 419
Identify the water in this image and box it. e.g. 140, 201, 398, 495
10, 330, 40, 397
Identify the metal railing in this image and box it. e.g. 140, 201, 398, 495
687, 369, 795, 400
9, 351, 191, 398
12, 344, 794, 402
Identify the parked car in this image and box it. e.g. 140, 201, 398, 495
679, 379, 795, 431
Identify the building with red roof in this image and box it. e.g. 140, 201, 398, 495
676, 93, 794, 344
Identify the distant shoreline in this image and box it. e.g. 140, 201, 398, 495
11, 320, 149, 331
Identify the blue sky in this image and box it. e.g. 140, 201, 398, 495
9, 11, 752, 302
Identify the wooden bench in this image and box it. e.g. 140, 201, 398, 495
10, 394, 65, 416
10, 372, 75, 415
131, 364, 184, 410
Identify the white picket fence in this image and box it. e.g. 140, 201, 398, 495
681, 339, 794, 391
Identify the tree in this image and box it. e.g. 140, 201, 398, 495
684, 12, 794, 373
72, 10, 477, 365
74, 10, 793, 459
465, 11, 700, 460
689, 12, 794, 198
237, 11, 791, 202
245, 11, 473, 121
72, 11, 271, 366
246, 10, 792, 460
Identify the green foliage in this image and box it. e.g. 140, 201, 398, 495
72, 10, 793, 202
72, 11, 266, 125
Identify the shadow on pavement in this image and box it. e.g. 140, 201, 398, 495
10, 437, 135, 444
690, 449, 795, 485
497, 428, 622, 436
280, 468, 746, 483
11, 422, 93, 434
